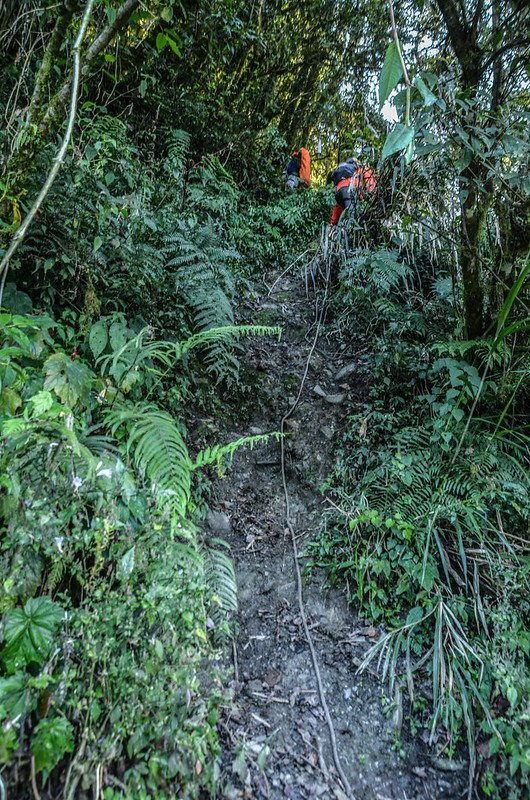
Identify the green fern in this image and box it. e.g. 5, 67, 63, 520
162, 219, 244, 382
341, 248, 413, 293
105, 404, 192, 529
165, 129, 191, 178
193, 431, 282, 475
203, 538, 238, 639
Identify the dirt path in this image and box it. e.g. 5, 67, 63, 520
210, 267, 466, 800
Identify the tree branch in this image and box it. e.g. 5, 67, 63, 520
39, 0, 140, 135
26, 2, 78, 130
0, 0, 96, 305
483, 37, 530, 71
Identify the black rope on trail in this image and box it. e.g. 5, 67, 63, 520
278, 237, 354, 800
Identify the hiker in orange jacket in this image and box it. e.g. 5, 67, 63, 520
330, 157, 376, 225
284, 147, 311, 190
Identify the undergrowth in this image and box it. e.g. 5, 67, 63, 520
309, 247, 530, 799
0, 116, 286, 798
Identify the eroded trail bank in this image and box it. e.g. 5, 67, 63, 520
209, 268, 467, 800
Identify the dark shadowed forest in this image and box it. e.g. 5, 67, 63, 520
0, 1, 529, 798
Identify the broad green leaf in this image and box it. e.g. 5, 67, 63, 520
28, 390, 54, 417
404, 133, 415, 164
118, 546, 136, 580
156, 32, 167, 51
379, 43, 403, 109
89, 318, 109, 359
507, 686, 518, 707
489, 735, 502, 756
44, 352, 94, 407
1, 283, 33, 314
31, 717, 74, 775
165, 35, 181, 57
109, 321, 129, 353
0, 387, 21, 415
93, 236, 103, 252
382, 123, 415, 160
405, 606, 423, 626
0, 672, 31, 718
415, 75, 437, 106
3, 598, 64, 670
494, 260, 530, 345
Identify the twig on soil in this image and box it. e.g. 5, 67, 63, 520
251, 712, 272, 729
316, 737, 330, 780
243, 634, 268, 650
250, 691, 290, 704
232, 639, 239, 682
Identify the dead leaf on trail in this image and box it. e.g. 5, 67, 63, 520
300, 729, 312, 745
359, 418, 368, 438
366, 625, 378, 638
195, 759, 202, 775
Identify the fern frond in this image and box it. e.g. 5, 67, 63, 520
106, 404, 192, 527
182, 325, 281, 356
164, 129, 191, 178
203, 538, 238, 640
193, 431, 282, 475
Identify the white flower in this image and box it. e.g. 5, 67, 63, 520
72, 476, 83, 489
97, 467, 113, 479
54, 536, 64, 553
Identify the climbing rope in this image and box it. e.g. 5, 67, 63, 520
277, 249, 354, 800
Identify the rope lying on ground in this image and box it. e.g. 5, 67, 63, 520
277, 254, 354, 800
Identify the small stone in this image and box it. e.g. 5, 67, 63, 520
334, 362, 357, 381
412, 767, 427, 778
343, 687, 352, 700
322, 426, 333, 439
206, 510, 231, 535
325, 393, 346, 404
250, 426, 264, 435
263, 667, 282, 687
285, 419, 299, 431
312, 384, 327, 398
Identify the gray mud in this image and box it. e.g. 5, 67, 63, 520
210, 269, 467, 800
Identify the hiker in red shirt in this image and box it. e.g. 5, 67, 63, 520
330, 157, 376, 226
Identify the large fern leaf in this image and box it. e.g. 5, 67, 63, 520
203, 538, 238, 639
106, 404, 192, 527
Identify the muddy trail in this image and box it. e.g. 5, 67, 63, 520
207, 265, 467, 800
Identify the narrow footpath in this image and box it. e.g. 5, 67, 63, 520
209, 264, 467, 800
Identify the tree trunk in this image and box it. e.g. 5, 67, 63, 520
460, 171, 488, 339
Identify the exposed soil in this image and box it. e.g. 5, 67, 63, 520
209, 266, 468, 800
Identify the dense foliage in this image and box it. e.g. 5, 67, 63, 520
0, 0, 528, 798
